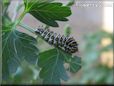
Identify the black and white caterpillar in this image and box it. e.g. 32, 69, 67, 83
35, 28, 78, 54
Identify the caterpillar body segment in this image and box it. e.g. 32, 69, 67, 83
35, 28, 78, 53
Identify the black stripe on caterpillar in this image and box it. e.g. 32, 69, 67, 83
35, 28, 78, 54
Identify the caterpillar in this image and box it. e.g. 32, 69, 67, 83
35, 28, 78, 54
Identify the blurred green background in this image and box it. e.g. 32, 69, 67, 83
66, 30, 113, 84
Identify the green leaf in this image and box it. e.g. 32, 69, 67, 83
23, 0, 54, 11
38, 49, 69, 84
3, 0, 10, 15
2, 24, 39, 80
12, 64, 35, 84
67, 0, 75, 6
24, 0, 71, 27
68, 56, 81, 73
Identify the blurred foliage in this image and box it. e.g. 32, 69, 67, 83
2, 61, 41, 84
67, 30, 113, 84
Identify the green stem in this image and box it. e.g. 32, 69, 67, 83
12, 11, 26, 30
19, 23, 35, 34
16, 11, 26, 25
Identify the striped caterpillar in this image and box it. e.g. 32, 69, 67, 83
35, 28, 78, 54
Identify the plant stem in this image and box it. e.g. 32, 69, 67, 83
19, 23, 35, 34
17, 11, 26, 25
12, 11, 26, 30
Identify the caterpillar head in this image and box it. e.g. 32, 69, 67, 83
35, 28, 44, 34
